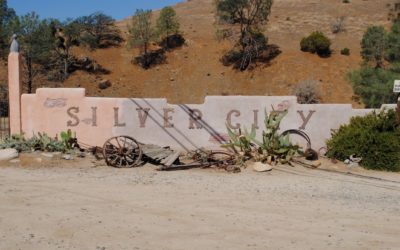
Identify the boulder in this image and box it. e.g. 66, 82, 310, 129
0, 148, 18, 161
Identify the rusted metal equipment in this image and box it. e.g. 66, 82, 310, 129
281, 129, 318, 161
100, 135, 236, 170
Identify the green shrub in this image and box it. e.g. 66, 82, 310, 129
327, 109, 400, 172
386, 18, 400, 62
300, 31, 331, 56
341, 48, 350, 55
349, 65, 399, 108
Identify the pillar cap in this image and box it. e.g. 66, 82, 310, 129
10, 34, 19, 53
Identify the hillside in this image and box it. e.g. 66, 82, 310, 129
1, 0, 396, 106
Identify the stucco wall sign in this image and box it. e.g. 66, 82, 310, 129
21, 88, 394, 151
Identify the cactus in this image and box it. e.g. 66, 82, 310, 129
0, 132, 73, 153
222, 108, 301, 164
223, 125, 254, 156
60, 129, 76, 150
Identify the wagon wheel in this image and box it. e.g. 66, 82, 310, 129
102, 136, 143, 168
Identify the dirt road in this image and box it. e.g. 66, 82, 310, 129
0, 162, 400, 250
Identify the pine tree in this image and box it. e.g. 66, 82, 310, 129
386, 18, 400, 62
11, 12, 54, 92
361, 26, 388, 68
75, 12, 122, 49
0, 0, 16, 57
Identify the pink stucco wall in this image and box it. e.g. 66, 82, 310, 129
8, 52, 22, 135
20, 88, 395, 151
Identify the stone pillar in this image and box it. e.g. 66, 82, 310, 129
8, 35, 22, 135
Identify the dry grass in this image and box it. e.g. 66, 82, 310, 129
0, 0, 395, 106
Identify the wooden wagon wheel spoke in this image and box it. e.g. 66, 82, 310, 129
114, 137, 122, 148
122, 137, 127, 149
103, 136, 143, 168
126, 154, 137, 161
118, 157, 123, 168
105, 149, 118, 155
123, 155, 130, 164
104, 146, 118, 154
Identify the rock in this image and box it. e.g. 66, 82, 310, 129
63, 154, 73, 160
0, 148, 18, 161
77, 152, 86, 158
9, 159, 20, 164
350, 154, 362, 163
344, 159, 351, 164
41, 153, 54, 158
252, 162, 273, 172
98, 79, 111, 90
349, 162, 360, 168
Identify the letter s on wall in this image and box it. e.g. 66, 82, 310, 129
67, 107, 80, 127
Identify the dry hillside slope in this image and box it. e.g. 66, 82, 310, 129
1, 0, 395, 106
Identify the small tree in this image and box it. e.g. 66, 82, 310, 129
156, 6, 180, 48
51, 19, 81, 80
386, 18, 400, 62
75, 12, 122, 49
0, 0, 16, 57
349, 65, 399, 108
361, 26, 388, 68
215, 0, 274, 70
128, 9, 154, 56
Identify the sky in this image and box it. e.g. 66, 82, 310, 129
8, 0, 183, 21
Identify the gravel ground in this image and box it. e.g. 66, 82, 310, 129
0, 158, 400, 250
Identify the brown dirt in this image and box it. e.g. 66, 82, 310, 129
1, 154, 400, 249
0, 0, 396, 106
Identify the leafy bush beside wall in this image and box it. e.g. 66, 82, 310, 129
327, 109, 400, 172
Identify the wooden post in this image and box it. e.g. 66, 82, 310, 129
8, 35, 22, 135
397, 96, 400, 125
